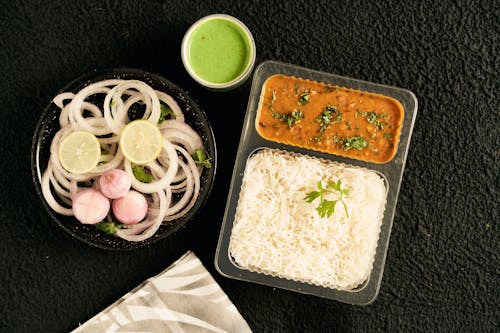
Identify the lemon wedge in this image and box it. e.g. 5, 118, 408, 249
58, 130, 101, 174
120, 120, 163, 165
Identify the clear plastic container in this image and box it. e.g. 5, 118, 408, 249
215, 60, 417, 304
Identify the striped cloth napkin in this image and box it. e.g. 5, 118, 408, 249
73, 251, 252, 333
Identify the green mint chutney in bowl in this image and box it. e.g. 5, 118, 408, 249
182, 14, 256, 91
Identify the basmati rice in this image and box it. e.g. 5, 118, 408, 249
229, 148, 387, 290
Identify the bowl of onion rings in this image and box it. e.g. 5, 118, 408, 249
31, 68, 217, 250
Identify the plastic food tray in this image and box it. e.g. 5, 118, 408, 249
215, 60, 417, 304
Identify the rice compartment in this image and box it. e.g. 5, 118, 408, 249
229, 148, 387, 290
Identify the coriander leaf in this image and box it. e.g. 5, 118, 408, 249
343, 136, 369, 151
304, 179, 350, 218
192, 149, 212, 168
316, 104, 341, 132
327, 179, 342, 191
307, 134, 324, 144
317, 199, 336, 218
272, 109, 304, 128
362, 111, 387, 130
365, 111, 378, 124
132, 165, 153, 183
158, 102, 175, 123
304, 190, 321, 203
298, 89, 310, 105
96, 221, 123, 234
317, 180, 325, 191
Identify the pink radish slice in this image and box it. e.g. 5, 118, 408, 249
72, 189, 110, 224
99, 169, 132, 199
112, 190, 148, 225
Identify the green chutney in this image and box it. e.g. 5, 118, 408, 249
186, 18, 252, 84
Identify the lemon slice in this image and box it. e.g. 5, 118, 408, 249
58, 130, 101, 174
120, 119, 163, 165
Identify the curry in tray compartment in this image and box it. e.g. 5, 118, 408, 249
255, 74, 404, 163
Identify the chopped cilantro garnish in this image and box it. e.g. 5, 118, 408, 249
298, 89, 310, 105
334, 135, 370, 151
361, 111, 387, 130
343, 136, 369, 150
308, 135, 323, 144
316, 104, 341, 132
272, 109, 305, 128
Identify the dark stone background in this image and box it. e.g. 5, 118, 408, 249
0, 0, 497, 332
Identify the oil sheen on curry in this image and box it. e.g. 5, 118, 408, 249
256, 74, 404, 163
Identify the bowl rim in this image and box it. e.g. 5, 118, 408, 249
31, 67, 217, 251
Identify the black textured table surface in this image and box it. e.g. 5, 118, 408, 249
0, 0, 497, 332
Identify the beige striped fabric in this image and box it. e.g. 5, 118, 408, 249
73, 251, 252, 333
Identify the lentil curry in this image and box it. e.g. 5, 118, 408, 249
255, 74, 404, 163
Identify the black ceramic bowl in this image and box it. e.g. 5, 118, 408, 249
31, 68, 217, 250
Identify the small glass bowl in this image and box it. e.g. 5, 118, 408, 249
181, 14, 256, 91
